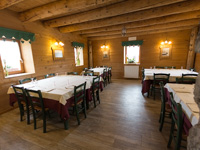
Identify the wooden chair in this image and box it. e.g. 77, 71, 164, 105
168, 93, 186, 150
84, 72, 94, 76
92, 76, 100, 108
108, 67, 112, 83
83, 68, 88, 71
67, 72, 78, 75
141, 68, 145, 83
12, 85, 30, 124
176, 74, 198, 84
44, 73, 55, 78
103, 69, 108, 87
152, 73, 170, 100
155, 66, 164, 69
72, 82, 87, 125
25, 89, 49, 133
165, 66, 176, 69
19, 77, 36, 84
159, 81, 171, 132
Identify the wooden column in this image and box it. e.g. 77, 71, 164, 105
88, 41, 93, 68
186, 26, 199, 69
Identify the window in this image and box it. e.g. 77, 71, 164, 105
124, 46, 140, 64
74, 46, 84, 66
0, 40, 24, 75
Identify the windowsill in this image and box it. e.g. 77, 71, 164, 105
124, 63, 140, 65
76, 65, 84, 67
5, 72, 35, 78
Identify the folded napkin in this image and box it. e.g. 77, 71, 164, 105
187, 103, 199, 113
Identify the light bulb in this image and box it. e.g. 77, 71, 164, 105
55, 42, 58, 45
161, 42, 164, 45
106, 45, 108, 48
165, 40, 168, 43
168, 41, 172, 44
59, 42, 64, 46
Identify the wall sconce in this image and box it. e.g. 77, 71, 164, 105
101, 44, 109, 49
161, 40, 172, 45
54, 41, 64, 46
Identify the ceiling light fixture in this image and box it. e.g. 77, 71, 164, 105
122, 26, 126, 37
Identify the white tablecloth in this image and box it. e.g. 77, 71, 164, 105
165, 83, 199, 126
89, 67, 107, 75
7, 75, 96, 105
144, 69, 198, 82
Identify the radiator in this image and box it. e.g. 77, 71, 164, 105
124, 66, 139, 78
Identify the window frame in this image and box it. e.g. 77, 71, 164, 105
0, 39, 25, 75
74, 46, 84, 67
124, 45, 141, 64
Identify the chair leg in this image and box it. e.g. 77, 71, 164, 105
167, 121, 175, 148
93, 91, 96, 108
159, 111, 165, 132
19, 104, 24, 122
153, 87, 156, 100
43, 113, 46, 133
74, 106, 80, 125
26, 105, 30, 124
96, 90, 100, 104
32, 109, 37, 130
83, 100, 87, 119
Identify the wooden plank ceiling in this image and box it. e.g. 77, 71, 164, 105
2, 0, 200, 40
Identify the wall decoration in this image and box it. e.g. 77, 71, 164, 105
159, 40, 172, 59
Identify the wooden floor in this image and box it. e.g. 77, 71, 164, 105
0, 79, 174, 150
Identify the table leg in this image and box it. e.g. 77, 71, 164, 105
64, 120, 69, 130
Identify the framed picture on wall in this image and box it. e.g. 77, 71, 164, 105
52, 48, 64, 60
102, 50, 109, 60
160, 46, 172, 59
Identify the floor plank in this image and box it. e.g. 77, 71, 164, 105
0, 79, 174, 150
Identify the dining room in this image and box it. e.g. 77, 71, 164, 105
0, 0, 200, 149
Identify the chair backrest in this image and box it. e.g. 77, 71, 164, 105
25, 89, 45, 112
108, 67, 112, 75
83, 68, 88, 71
12, 85, 27, 106
103, 69, 108, 79
159, 81, 166, 109
44, 73, 55, 78
156, 66, 164, 69
153, 73, 170, 85
180, 73, 198, 84
142, 69, 145, 81
84, 72, 94, 76
169, 92, 183, 136
74, 82, 86, 104
19, 77, 36, 84
92, 76, 100, 91
165, 66, 176, 69
67, 72, 78, 75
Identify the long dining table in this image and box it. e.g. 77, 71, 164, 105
142, 69, 198, 94
164, 83, 199, 135
7, 75, 103, 128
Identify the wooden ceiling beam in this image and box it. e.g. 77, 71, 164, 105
83, 19, 200, 37
44, 0, 185, 27
88, 26, 193, 41
19, 0, 124, 22
0, 0, 24, 9
59, 0, 200, 33
74, 10, 200, 35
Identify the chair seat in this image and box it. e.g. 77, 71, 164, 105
34, 105, 49, 111
71, 99, 83, 107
